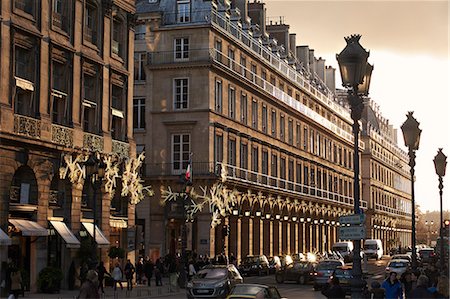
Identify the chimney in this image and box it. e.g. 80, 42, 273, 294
266, 22, 290, 54
296, 46, 309, 69
231, 0, 249, 23
309, 49, 316, 74
248, 1, 266, 36
289, 34, 296, 57
325, 66, 336, 91
316, 57, 326, 82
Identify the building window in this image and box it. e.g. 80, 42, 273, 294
215, 40, 222, 63
271, 110, 277, 137
251, 99, 258, 129
262, 151, 268, 175
251, 147, 258, 172
111, 82, 126, 141
15, 0, 36, 17
228, 85, 235, 119
51, 48, 72, 126
82, 61, 101, 134
228, 48, 235, 70
174, 78, 188, 109
271, 154, 278, 177
52, 0, 70, 33
215, 134, 223, 163
112, 17, 125, 58
303, 127, 308, 150
240, 143, 248, 169
215, 79, 222, 113
262, 105, 267, 134
135, 24, 146, 40
172, 134, 190, 172
228, 138, 236, 166
280, 115, 285, 141
288, 120, 293, 145
133, 98, 145, 130
14, 41, 37, 117
240, 56, 246, 77
134, 52, 146, 82
84, 1, 98, 45
177, 0, 190, 23
296, 163, 302, 185
296, 123, 301, 148
240, 92, 247, 125
174, 37, 189, 60
251, 64, 257, 81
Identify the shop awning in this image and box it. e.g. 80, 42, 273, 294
9, 219, 48, 237
0, 228, 11, 246
81, 222, 110, 248
110, 217, 127, 228
50, 221, 80, 249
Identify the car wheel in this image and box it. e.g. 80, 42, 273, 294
275, 273, 284, 284
298, 275, 306, 285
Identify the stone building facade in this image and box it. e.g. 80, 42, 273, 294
0, 0, 136, 291
133, 0, 412, 262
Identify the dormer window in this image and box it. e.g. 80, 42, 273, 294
177, 0, 190, 23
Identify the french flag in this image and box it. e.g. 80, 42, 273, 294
185, 154, 192, 183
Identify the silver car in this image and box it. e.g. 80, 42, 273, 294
186, 264, 243, 299
385, 259, 411, 278
313, 259, 345, 291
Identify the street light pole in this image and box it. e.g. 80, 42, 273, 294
401, 112, 422, 271
336, 34, 373, 299
433, 148, 447, 274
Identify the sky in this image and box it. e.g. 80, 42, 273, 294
264, 0, 450, 212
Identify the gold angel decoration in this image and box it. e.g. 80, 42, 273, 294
59, 153, 88, 185
121, 152, 153, 205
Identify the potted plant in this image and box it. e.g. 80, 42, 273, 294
37, 267, 63, 293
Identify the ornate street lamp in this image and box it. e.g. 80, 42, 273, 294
337, 34, 372, 298
401, 111, 422, 270
84, 153, 106, 265
433, 148, 447, 273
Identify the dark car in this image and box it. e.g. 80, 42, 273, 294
313, 259, 344, 291
238, 255, 270, 276
275, 261, 316, 284
332, 266, 353, 294
226, 283, 286, 299
418, 248, 436, 264
186, 264, 243, 299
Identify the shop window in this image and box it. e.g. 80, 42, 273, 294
10, 166, 38, 205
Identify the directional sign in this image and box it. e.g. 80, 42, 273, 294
338, 226, 366, 240
339, 214, 366, 225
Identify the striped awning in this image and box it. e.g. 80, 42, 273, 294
9, 219, 48, 237
50, 221, 80, 248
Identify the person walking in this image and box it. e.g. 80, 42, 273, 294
154, 259, 163, 286
143, 257, 154, 286
136, 258, 143, 285
124, 259, 135, 291
188, 260, 196, 281
78, 270, 100, 299
9, 268, 22, 299
382, 272, 403, 299
369, 281, 385, 299
409, 275, 433, 298
321, 276, 346, 299
96, 261, 108, 294
111, 263, 123, 291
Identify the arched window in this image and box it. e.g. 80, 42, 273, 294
10, 166, 38, 205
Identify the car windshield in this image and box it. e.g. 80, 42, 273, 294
333, 246, 348, 252
231, 285, 265, 295
389, 262, 407, 268
317, 261, 341, 270
195, 268, 227, 279
364, 244, 377, 250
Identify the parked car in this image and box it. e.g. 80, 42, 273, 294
332, 266, 353, 294
275, 261, 316, 284
385, 259, 410, 278
239, 255, 270, 276
313, 259, 345, 290
186, 264, 243, 299
390, 254, 412, 263
226, 283, 286, 299
418, 248, 436, 264
364, 239, 383, 260
268, 256, 281, 274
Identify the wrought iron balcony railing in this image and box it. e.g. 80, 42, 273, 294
51, 123, 74, 148
112, 140, 130, 158
83, 132, 104, 152
14, 114, 41, 139
145, 162, 216, 177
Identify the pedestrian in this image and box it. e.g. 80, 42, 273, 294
400, 271, 414, 299
143, 257, 154, 286
96, 261, 108, 294
9, 268, 22, 299
136, 258, 143, 285
382, 272, 403, 299
124, 259, 135, 291
370, 281, 385, 299
111, 263, 123, 291
432, 276, 449, 299
188, 260, 196, 281
154, 259, 163, 286
409, 275, 433, 298
321, 276, 346, 299
78, 269, 100, 299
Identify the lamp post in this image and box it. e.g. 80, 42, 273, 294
84, 153, 106, 265
433, 148, 447, 273
425, 220, 434, 246
401, 112, 422, 270
336, 34, 372, 298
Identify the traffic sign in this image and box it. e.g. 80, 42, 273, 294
338, 226, 366, 240
339, 214, 366, 225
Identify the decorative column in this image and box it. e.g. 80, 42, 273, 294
295, 222, 299, 253
260, 220, 264, 255
286, 222, 290, 254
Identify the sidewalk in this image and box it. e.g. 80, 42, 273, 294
19, 278, 185, 299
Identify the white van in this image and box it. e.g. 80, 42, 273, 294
364, 239, 383, 260
332, 241, 354, 262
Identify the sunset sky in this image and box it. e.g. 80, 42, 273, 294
265, 0, 450, 212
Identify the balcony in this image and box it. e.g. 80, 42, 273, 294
112, 140, 130, 158
148, 48, 212, 65
51, 123, 74, 148
13, 114, 41, 139
83, 132, 104, 152
145, 162, 216, 177
375, 203, 411, 217
219, 162, 367, 209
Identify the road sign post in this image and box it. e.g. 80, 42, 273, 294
339, 214, 366, 225
338, 225, 366, 240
